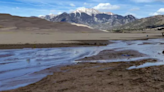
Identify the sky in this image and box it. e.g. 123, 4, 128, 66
0, 0, 164, 18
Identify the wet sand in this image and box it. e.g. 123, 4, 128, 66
78, 50, 146, 61
4, 59, 164, 92
0, 40, 110, 49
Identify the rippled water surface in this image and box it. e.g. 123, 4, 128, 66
0, 38, 164, 91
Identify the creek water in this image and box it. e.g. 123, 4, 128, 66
0, 38, 164, 91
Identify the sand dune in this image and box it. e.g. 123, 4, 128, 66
0, 14, 100, 33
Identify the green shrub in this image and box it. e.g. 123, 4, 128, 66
0, 25, 3, 28
113, 30, 123, 33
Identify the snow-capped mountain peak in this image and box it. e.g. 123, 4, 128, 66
39, 13, 56, 19
72, 7, 114, 16
103, 12, 114, 15
72, 7, 100, 16
39, 8, 114, 19
49, 13, 56, 18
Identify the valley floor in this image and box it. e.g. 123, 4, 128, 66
0, 30, 162, 49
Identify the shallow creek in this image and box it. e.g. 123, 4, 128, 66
0, 38, 164, 91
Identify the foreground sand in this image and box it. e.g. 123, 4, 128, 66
0, 31, 162, 49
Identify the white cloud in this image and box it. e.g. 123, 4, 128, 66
12, 7, 20, 10
157, 8, 164, 13
131, 0, 164, 3
83, 2, 93, 7
58, 12, 62, 14
84, 2, 87, 5
129, 7, 140, 11
50, 10, 55, 13
39, 15, 44, 17
93, 3, 120, 11
150, 8, 164, 15
155, 0, 164, 2
70, 3, 75, 7
125, 12, 136, 16
124, 12, 143, 18
150, 12, 159, 15
16, 7, 20, 9
131, 0, 154, 3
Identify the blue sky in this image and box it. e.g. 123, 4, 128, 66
0, 0, 164, 18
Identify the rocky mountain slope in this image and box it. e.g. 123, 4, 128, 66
39, 13, 56, 21
115, 15, 164, 30
0, 13, 101, 32
40, 8, 136, 30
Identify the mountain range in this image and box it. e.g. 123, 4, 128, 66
39, 8, 136, 30
114, 15, 164, 30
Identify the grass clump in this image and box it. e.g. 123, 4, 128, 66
0, 25, 3, 28
112, 29, 123, 33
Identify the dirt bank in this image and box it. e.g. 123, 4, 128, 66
78, 49, 146, 61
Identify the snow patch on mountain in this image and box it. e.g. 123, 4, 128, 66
71, 23, 93, 29
39, 13, 57, 19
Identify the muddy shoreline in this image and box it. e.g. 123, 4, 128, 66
4, 59, 164, 92
0, 40, 110, 49
0, 37, 160, 49
78, 49, 146, 61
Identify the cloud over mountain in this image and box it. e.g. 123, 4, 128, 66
93, 3, 120, 11
151, 8, 164, 15
131, 0, 164, 3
